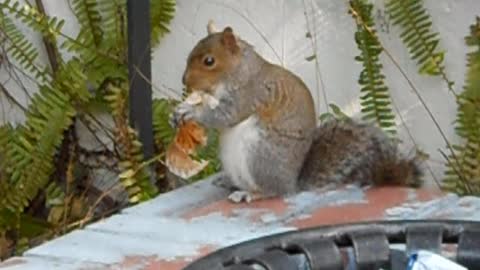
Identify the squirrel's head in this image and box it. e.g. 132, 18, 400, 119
182, 21, 242, 94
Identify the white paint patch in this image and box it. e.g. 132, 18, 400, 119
286, 186, 366, 210
87, 213, 294, 248
385, 193, 480, 221
24, 210, 295, 264
282, 186, 366, 222
24, 229, 203, 265
220, 115, 261, 191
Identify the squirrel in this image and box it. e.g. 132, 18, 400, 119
170, 21, 423, 203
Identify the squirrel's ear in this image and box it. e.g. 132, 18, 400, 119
207, 20, 218, 35
221, 27, 239, 53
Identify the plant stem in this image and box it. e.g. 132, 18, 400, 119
33, 0, 60, 73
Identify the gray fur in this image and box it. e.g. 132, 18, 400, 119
298, 118, 417, 189
247, 123, 313, 196
173, 30, 421, 202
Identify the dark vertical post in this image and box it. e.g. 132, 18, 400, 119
127, 0, 153, 160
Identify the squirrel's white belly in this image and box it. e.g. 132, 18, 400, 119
219, 115, 260, 191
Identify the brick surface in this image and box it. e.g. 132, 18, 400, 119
1, 174, 479, 270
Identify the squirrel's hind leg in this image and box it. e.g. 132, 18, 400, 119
212, 172, 239, 192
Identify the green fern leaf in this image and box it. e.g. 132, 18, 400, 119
45, 182, 65, 207
71, 0, 129, 90
350, 0, 397, 135
150, 0, 175, 49
152, 98, 177, 146
0, 1, 65, 42
386, 0, 446, 76
0, 57, 90, 218
2, 104, 76, 213
97, 0, 126, 58
71, 0, 103, 49
319, 103, 351, 123
443, 17, 480, 195
0, 9, 49, 82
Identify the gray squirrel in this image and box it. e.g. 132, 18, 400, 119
171, 22, 422, 203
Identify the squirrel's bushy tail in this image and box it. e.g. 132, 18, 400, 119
298, 119, 424, 189
371, 151, 423, 188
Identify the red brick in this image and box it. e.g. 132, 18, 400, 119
290, 187, 410, 228
182, 198, 289, 222
107, 245, 216, 270
415, 188, 444, 202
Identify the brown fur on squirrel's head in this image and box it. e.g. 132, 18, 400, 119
182, 21, 242, 94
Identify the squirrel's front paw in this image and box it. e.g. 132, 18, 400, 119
228, 191, 253, 203
170, 102, 196, 128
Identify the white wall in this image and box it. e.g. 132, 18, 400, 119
2, 0, 480, 188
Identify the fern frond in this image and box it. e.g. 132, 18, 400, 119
152, 98, 177, 146
1, 0, 124, 91
45, 182, 65, 208
152, 98, 174, 188
444, 141, 480, 194
150, 0, 175, 49
319, 104, 351, 123
0, 0, 176, 253
0, 125, 12, 157
0, 0, 64, 42
443, 17, 480, 195
50, 58, 91, 103
106, 84, 158, 203
98, 0, 126, 58
71, 0, 129, 89
71, 0, 103, 49
0, 58, 90, 217
349, 0, 396, 135
2, 99, 75, 213
0, 9, 49, 82
386, 0, 446, 76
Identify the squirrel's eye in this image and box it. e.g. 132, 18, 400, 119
203, 56, 215, 67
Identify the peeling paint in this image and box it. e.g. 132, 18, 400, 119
2, 183, 476, 270
289, 187, 411, 228
412, 188, 445, 202
283, 185, 366, 221
4, 182, 463, 270
102, 246, 215, 270
181, 198, 289, 221
24, 230, 209, 265
89, 212, 294, 251
385, 193, 480, 221
186, 212, 295, 246
181, 185, 367, 226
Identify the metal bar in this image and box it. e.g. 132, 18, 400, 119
127, 0, 153, 160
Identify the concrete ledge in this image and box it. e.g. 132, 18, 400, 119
1, 174, 479, 270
